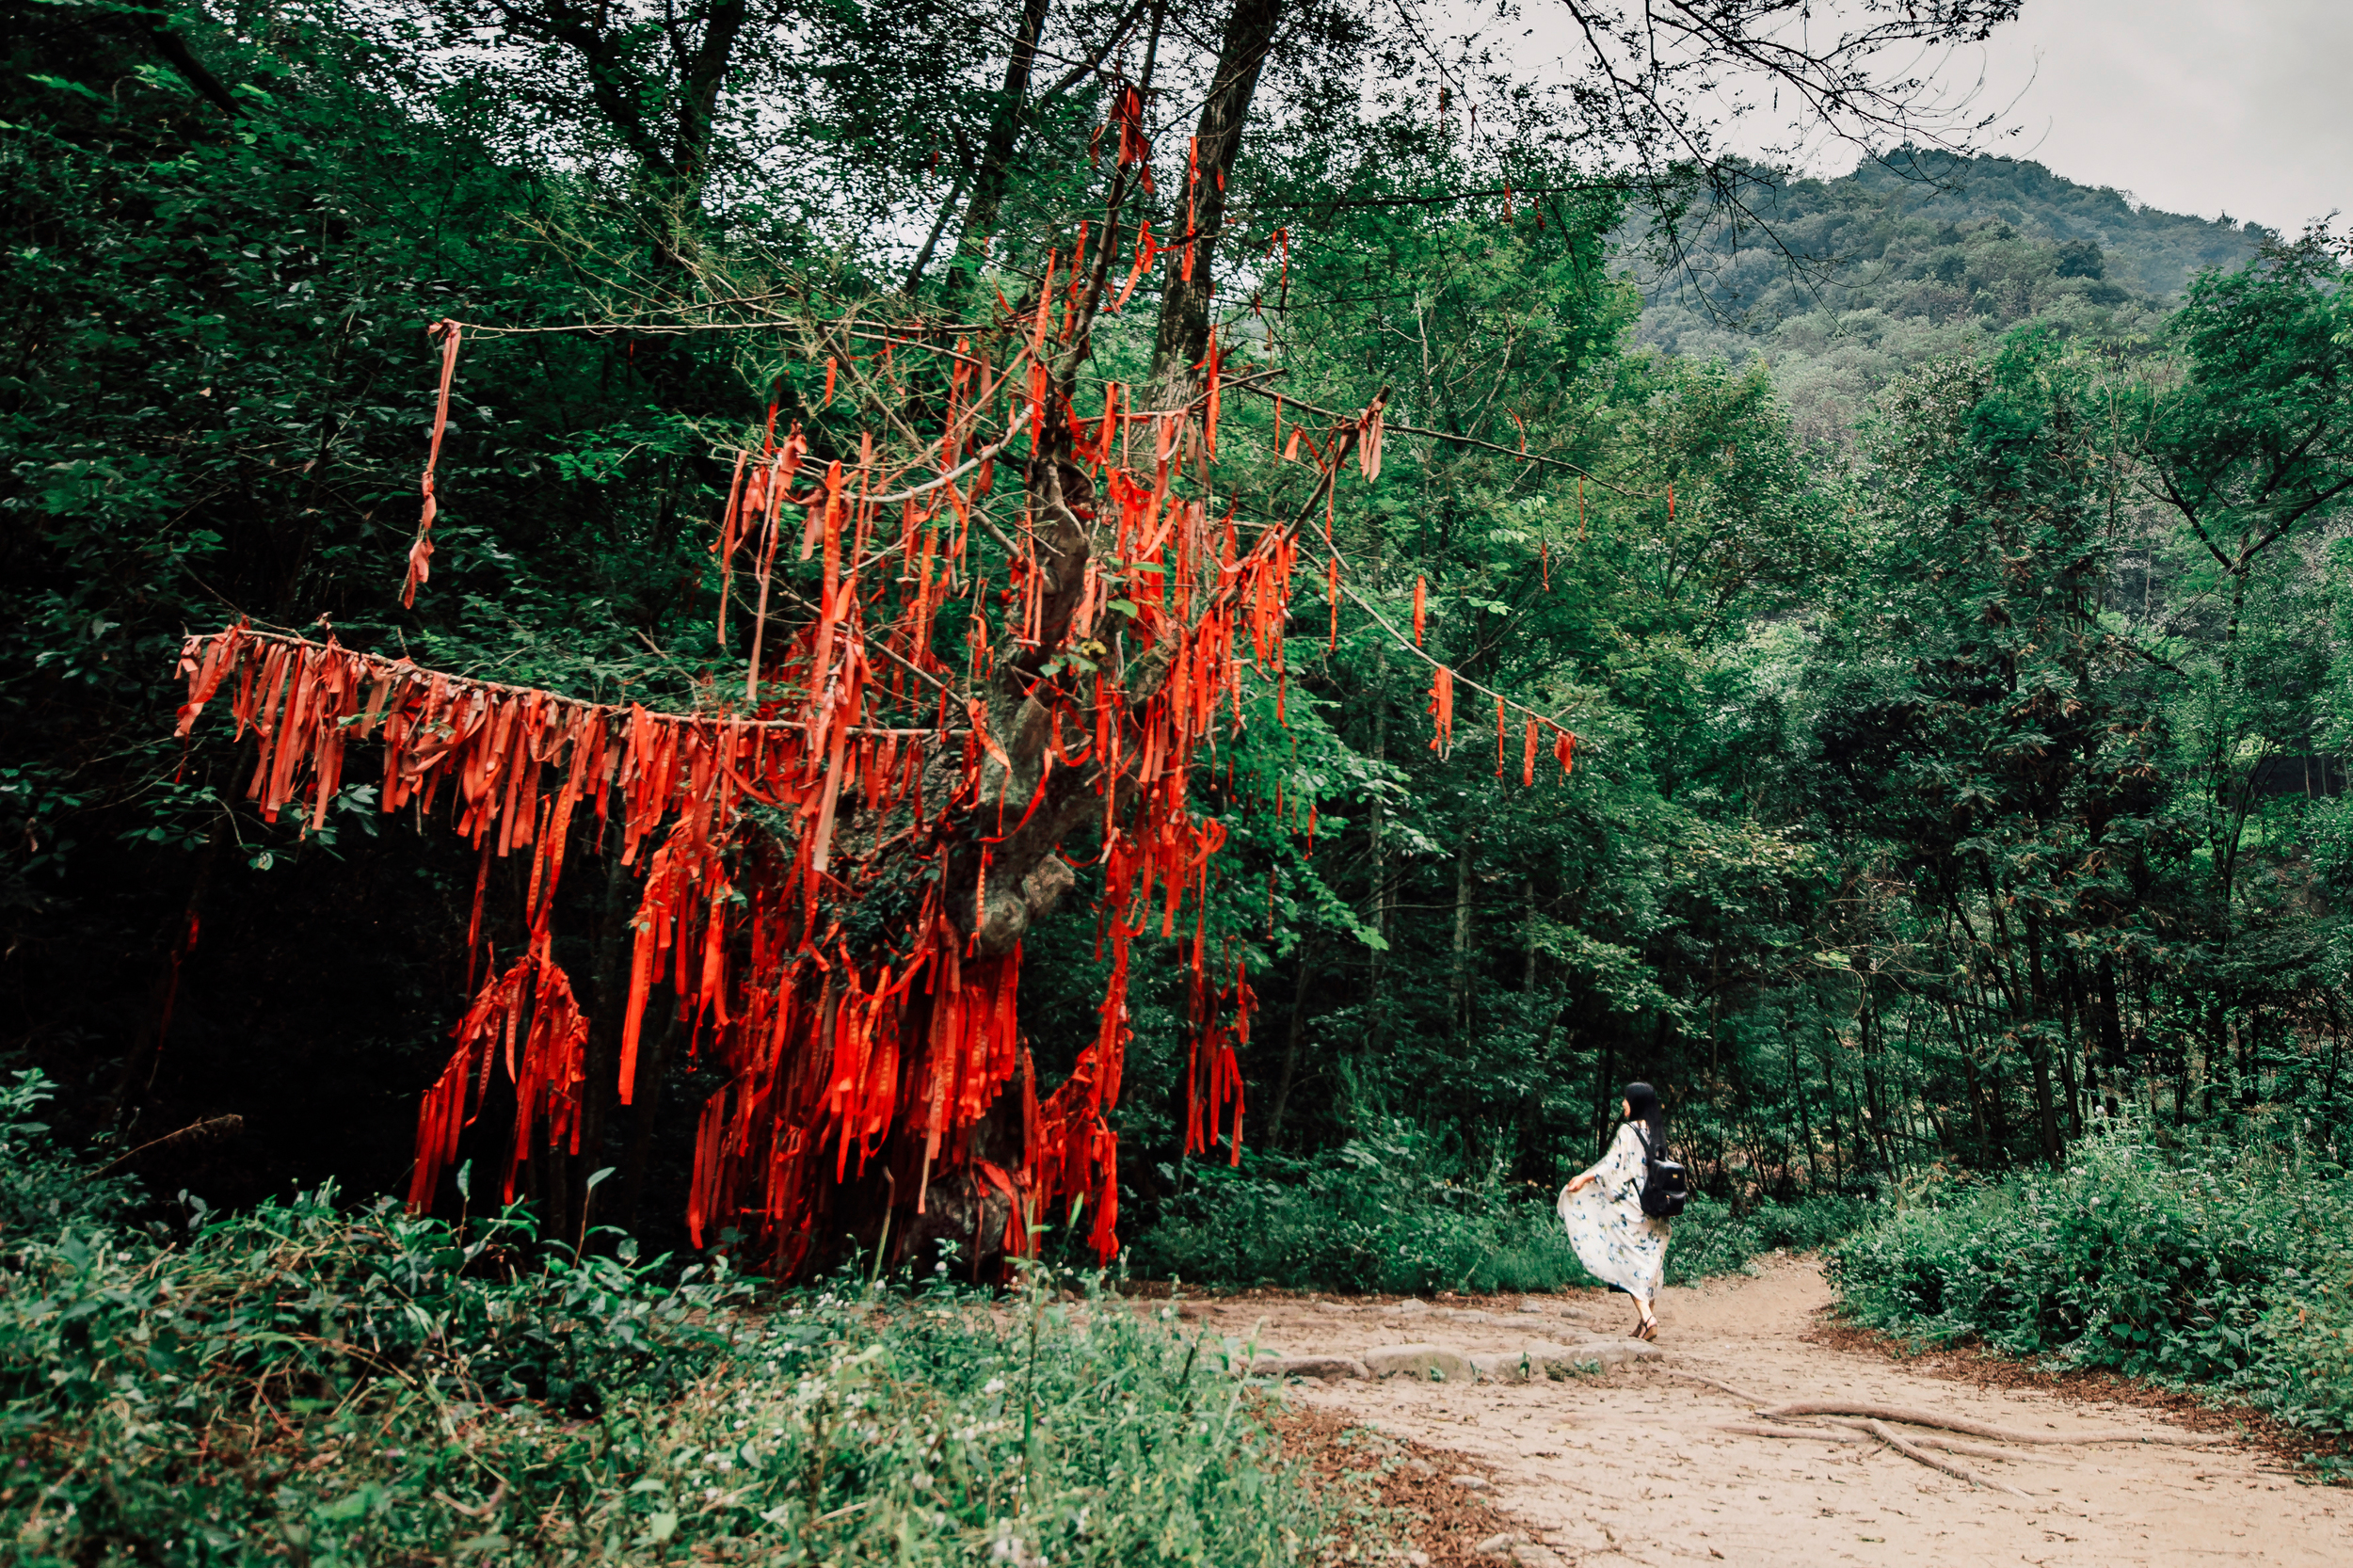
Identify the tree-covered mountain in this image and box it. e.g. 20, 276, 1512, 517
1637, 151, 2271, 448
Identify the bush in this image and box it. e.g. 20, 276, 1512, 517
1131, 1116, 1867, 1295
1828, 1113, 2353, 1437
1664, 1192, 1876, 1285
1131, 1119, 1581, 1294
0, 1073, 1333, 1565
0, 1068, 134, 1233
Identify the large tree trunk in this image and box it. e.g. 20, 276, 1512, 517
1265, 933, 1321, 1144
493, 0, 745, 243
1147, 0, 1285, 396
672, 0, 748, 197
2025, 915, 2061, 1165
939, 0, 1054, 296
1788, 1021, 1816, 1192
108, 809, 224, 1138
1367, 615, 1389, 1052
851, 178, 1155, 1272
2093, 954, 2126, 1112
1449, 829, 1475, 1033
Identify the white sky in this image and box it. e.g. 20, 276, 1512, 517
1475, 1, 2350, 232
1918, 0, 2353, 232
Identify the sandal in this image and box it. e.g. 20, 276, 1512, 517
1636, 1318, 1658, 1342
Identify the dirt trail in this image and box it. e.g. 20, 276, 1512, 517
1181, 1256, 2350, 1565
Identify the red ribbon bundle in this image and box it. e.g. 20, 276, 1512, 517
173, 412, 1318, 1269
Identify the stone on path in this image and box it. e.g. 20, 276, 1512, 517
1468, 1340, 1670, 1381
1241, 1353, 1370, 1381
1360, 1343, 1477, 1381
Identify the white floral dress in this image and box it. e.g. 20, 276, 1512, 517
1558, 1122, 1671, 1304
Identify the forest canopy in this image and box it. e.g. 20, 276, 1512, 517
6, 0, 2351, 1291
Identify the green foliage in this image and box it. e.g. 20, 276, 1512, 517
10, 0, 2353, 1429
1638, 152, 2265, 450
1662, 1193, 1874, 1285
1133, 1120, 1585, 1295
1131, 1116, 1865, 1295
1830, 1115, 2353, 1440
0, 1075, 1334, 1564
0, 1069, 134, 1234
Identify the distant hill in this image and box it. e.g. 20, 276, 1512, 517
1632, 151, 2271, 449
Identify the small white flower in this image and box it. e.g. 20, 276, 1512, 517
984, 1377, 1007, 1395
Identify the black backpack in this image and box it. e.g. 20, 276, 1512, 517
1632, 1126, 1689, 1219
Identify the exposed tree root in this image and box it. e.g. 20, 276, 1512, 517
1724, 1419, 2073, 1466
1713, 1422, 1866, 1443
1760, 1400, 2220, 1446
1861, 1417, 2035, 1499
1818, 1419, 2081, 1469
1661, 1368, 1770, 1404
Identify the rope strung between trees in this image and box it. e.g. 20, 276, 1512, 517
396, 316, 1588, 765
1235, 379, 1655, 499
251, 252, 1599, 1268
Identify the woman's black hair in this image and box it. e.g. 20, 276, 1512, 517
1623, 1081, 1667, 1149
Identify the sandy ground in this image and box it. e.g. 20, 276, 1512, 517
1172, 1256, 2352, 1566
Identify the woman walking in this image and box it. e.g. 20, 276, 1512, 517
1559, 1081, 1673, 1339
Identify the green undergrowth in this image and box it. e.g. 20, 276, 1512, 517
1130, 1118, 1869, 1295
1829, 1114, 2353, 1461
0, 1072, 1335, 1566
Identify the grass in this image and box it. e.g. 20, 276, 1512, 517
1828, 1112, 2353, 1464
0, 1071, 1342, 1565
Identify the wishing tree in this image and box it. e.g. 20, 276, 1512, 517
166, 121, 1577, 1276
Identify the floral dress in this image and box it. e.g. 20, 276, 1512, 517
1558, 1122, 1671, 1304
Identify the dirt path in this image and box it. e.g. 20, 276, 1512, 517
1179, 1257, 2350, 1565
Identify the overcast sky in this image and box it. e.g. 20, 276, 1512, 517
1481, 1, 2348, 232
1924, 0, 2352, 231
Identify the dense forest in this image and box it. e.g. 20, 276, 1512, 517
1638, 152, 2266, 450
8, 0, 2352, 1253
6, 0, 2353, 1554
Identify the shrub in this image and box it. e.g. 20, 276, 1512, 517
1131, 1119, 1581, 1294
1131, 1116, 1867, 1295
0, 1068, 133, 1233
1828, 1114, 2353, 1437
1664, 1192, 1876, 1285
0, 1073, 1333, 1565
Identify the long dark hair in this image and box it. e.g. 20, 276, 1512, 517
1623, 1081, 1667, 1150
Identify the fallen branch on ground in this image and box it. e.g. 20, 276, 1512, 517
1759, 1400, 2220, 1446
